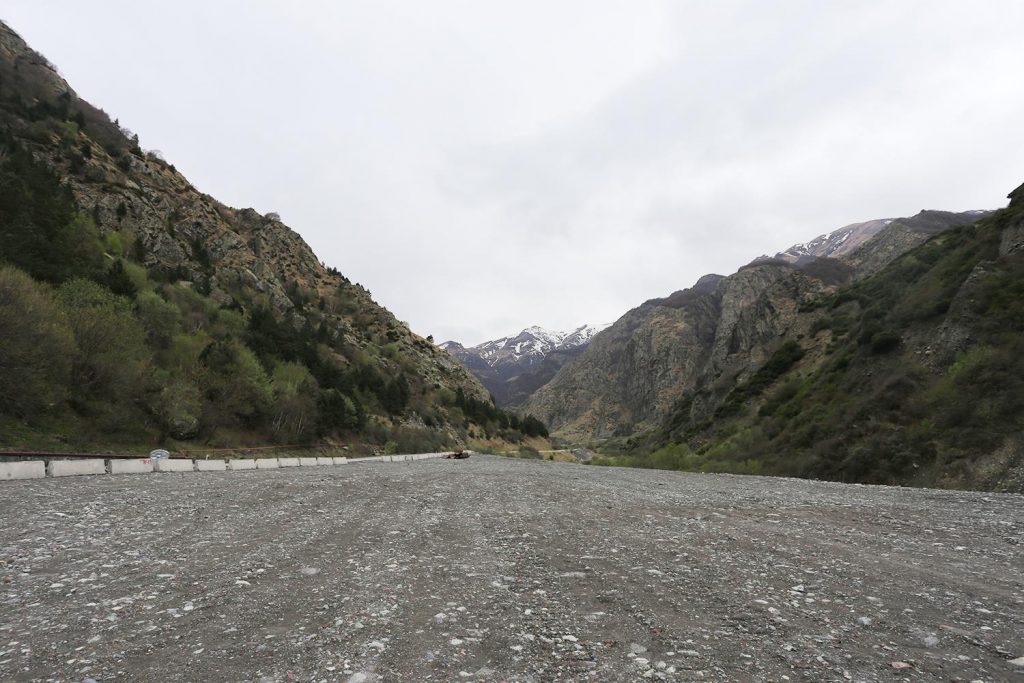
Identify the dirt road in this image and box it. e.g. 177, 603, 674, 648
0, 456, 1021, 681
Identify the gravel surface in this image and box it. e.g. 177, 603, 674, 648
0, 455, 1022, 682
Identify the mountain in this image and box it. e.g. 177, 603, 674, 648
530, 196, 1024, 490
524, 209, 989, 440
761, 218, 893, 265
441, 324, 608, 405
0, 21, 540, 452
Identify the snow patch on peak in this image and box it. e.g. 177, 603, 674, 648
560, 323, 611, 349
521, 326, 569, 348
773, 218, 894, 263
448, 323, 610, 369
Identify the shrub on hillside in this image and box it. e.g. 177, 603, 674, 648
518, 445, 542, 459
0, 266, 76, 418
869, 330, 901, 354
57, 278, 147, 410
716, 341, 805, 417
0, 143, 103, 282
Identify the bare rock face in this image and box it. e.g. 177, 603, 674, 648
525, 262, 838, 439
525, 280, 723, 438
999, 201, 1024, 256
1008, 181, 1024, 208
525, 209, 991, 440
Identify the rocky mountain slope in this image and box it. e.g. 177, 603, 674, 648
0, 21, 529, 452
635, 190, 1024, 491
524, 209, 988, 442
441, 324, 607, 405
762, 217, 893, 265
544, 189, 1024, 490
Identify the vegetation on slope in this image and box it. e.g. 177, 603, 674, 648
0, 35, 548, 453
594, 198, 1024, 491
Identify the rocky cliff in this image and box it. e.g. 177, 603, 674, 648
645, 195, 1024, 491
525, 210, 989, 440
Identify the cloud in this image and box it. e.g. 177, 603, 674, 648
5, 1, 1024, 344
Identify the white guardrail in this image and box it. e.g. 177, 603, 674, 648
0, 452, 458, 481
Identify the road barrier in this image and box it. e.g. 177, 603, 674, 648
228, 459, 258, 471
153, 459, 194, 473
0, 451, 455, 482
108, 458, 154, 475
0, 460, 46, 480
47, 459, 106, 477
195, 459, 227, 472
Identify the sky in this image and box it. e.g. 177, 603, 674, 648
5, 2, 1024, 345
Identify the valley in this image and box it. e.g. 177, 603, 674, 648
442, 200, 1024, 492
441, 325, 607, 406
0, 7, 1021, 683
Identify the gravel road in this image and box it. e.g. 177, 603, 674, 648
0, 455, 1022, 682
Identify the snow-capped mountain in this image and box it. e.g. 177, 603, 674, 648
768, 218, 894, 265
443, 324, 608, 368
757, 210, 993, 271
441, 324, 609, 406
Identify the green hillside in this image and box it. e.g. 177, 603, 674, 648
597, 188, 1024, 491
0, 23, 546, 454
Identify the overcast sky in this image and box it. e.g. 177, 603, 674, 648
5, 2, 1024, 344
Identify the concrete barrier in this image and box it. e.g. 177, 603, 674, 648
195, 459, 227, 472
153, 459, 194, 473
228, 459, 257, 471
0, 460, 46, 480
107, 458, 153, 475
48, 459, 106, 477
0, 450, 448, 484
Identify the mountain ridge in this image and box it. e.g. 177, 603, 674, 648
526, 196, 1024, 490
524, 208, 990, 440
441, 323, 609, 406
